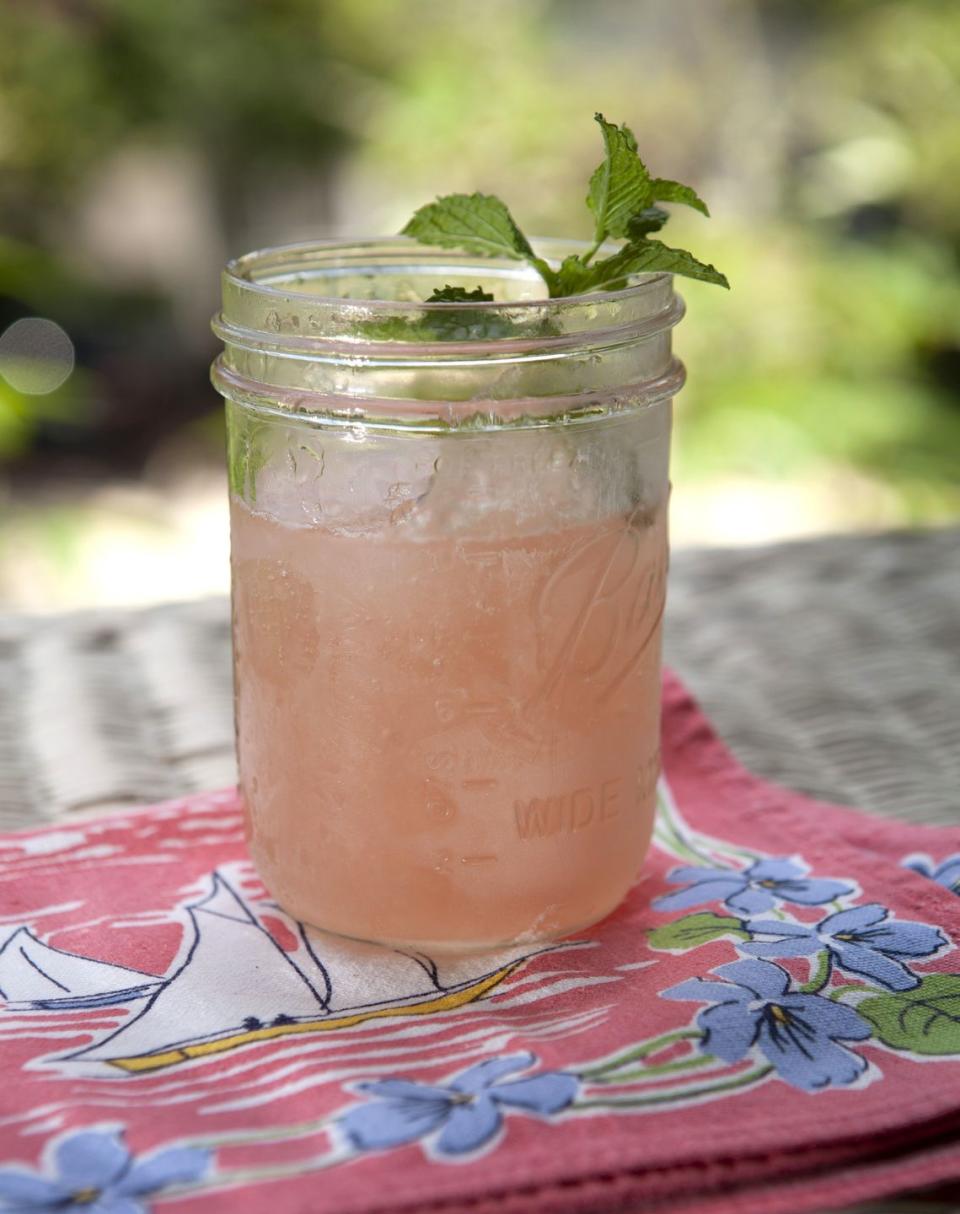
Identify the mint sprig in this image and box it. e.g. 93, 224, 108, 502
402, 192, 556, 287
587, 116, 653, 239
402, 112, 728, 300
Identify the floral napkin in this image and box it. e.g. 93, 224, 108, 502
1, 671, 959, 1214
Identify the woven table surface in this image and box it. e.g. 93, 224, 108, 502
0, 526, 957, 832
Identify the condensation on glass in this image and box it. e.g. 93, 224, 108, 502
212, 239, 684, 952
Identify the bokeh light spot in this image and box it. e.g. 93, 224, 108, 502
0, 317, 75, 395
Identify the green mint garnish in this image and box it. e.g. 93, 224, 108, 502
587, 114, 661, 239
227, 410, 270, 501
426, 284, 495, 303
357, 295, 554, 343
401, 192, 555, 288
402, 112, 728, 300
626, 206, 670, 238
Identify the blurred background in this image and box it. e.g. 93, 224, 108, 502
1, 0, 958, 611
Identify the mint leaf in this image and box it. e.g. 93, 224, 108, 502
651, 177, 710, 217
587, 113, 654, 241
554, 239, 729, 294
402, 192, 558, 295
626, 206, 669, 238
426, 284, 495, 303
402, 192, 536, 261
357, 303, 558, 343
552, 254, 598, 298
587, 238, 729, 290
227, 411, 270, 501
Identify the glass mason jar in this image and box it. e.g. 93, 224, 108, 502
212, 239, 684, 953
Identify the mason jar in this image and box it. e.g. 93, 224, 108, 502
212, 239, 683, 952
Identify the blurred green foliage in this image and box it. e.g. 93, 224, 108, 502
0, 0, 957, 526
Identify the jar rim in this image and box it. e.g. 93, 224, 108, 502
213, 237, 684, 425
223, 235, 671, 314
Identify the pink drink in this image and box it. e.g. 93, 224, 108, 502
232, 496, 666, 951
215, 239, 684, 951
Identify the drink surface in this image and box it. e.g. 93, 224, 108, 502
231, 494, 666, 951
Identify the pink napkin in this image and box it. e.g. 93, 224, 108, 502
1, 670, 959, 1214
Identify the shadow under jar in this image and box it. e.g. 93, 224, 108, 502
212, 238, 684, 953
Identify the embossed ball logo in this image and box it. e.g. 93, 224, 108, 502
529, 503, 667, 717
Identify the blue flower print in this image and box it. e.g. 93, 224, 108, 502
653, 857, 854, 916
338, 1053, 579, 1159
903, 853, 960, 896
662, 958, 871, 1092
0, 1128, 210, 1214
742, 903, 946, 991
